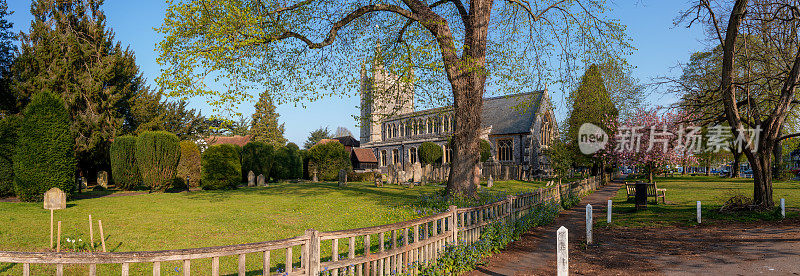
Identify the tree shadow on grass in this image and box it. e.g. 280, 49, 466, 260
0, 263, 15, 274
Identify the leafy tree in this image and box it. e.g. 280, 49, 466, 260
177, 141, 202, 188
241, 141, 274, 181
680, 0, 800, 207
0, 0, 15, 116
0, 114, 19, 196
543, 137, 573, 179
202, 144, 241, 190
12, 0, 144, 176
308, 142, 351, 181
156, 0, 631, 198
566, 64, 619, 174
304, 127, 331, 149
128, 89, 209, 141
419, 142, 443, 165
136, 131, 180, 192
250, 92, 287, 147
14, 90, 75, 201
109, 136, 140, 190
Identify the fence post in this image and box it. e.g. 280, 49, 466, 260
781, 198, 785, 218
305, 229, 320, 276
449, 205, 458, 245
696, 201, 702, 224
606, 200, 612, 224
585, 204, 593, 245
506, 195, 515, 223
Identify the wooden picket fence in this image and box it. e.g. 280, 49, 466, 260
0, 175, 606, 276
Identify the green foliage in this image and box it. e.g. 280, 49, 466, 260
347, 171, 376, 182
566, 64, 618, 165
177, 141, 202, 188
419, 142, 443, 165
0, 0, 16, 115
272, 143, 303, 180
308, 142, 351, 181
304, 127, 331, 149
13, 90, 76, 201
544, 138, 573, 178
201, 144, 241, 190
135, 131, 180, 192
128, 90, 209, 141
250, 92, 287, 147
241, 141, 274, 181
0, 115, 19, 197
479, 140, 491, 162
109, 136, 141, 190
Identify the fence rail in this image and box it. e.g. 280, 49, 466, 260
0, 175, 607, 276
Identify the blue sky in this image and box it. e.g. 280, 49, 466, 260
7, 0, 708, 145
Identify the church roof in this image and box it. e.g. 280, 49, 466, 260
481, 91, 545, 135
352, 148, 378, 163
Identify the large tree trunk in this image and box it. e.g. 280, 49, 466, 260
731, 150, 741, 178
745, 145, 774, 207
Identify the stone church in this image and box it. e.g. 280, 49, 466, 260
359, 59, 558, 176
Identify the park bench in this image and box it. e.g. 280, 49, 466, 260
625, 182, 666, 204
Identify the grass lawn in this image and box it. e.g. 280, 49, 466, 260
0, 180, 545, 275
599, 176, 800, 228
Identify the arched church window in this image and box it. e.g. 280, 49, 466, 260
497, 139, 513, 161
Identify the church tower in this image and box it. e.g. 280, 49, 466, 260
359, 47, 415, 144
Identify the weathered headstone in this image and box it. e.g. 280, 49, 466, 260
248, 171, 255, 187
557, 226, 568, 276
504, 166, 510, 181
585, 204, 593, 245
487, 174, 494, 188
374, 174, 382, 187
44, 188, 66, 210
412, 162, 423, 183
312, 170, 318, 182
338, 169, 347, 187
257, 174, 266, 187
97, 171, 108, 189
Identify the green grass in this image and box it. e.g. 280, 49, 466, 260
0, 180, 544, 275
599, 176, 800, 228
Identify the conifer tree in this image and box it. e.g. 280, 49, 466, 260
250, 92, 286, 147
566, 64, 619, 173
0, 0, 15, 116
12, 0, 144, 174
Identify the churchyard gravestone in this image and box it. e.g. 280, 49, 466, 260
338, 169, 347, 187
504, 166, 510, 180
248, 171, 255, 187
44, 187, 66, 248
97, 171, 108, 188
487, 174, 494, 188
374, 174, 382, 187
257, 174, 266, 187
312, 169, 318, 182
412, 162, 423, 183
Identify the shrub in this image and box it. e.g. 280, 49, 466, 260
241, 141, 274, 182
109, 136, 141, 190
202, 144, 241, 190
419, 142, 443, 165
14, 90, 76, 201
307, 142, 351, 181
347, 171, 376, 182
177, 141, 202, 188
272, 143, 303, 180
446, 138, 492, 162
0, 115, 20, 197
136, 131, 180, 192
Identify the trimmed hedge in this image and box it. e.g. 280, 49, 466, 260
241, 141, 273, 182
109, 136, 140, 190
272, 143, 302, 180
202, 144, 241, 190
419, 142, 443, 165
14, 91, 76, 201
308, 142, 351, 181
177, 141, 202, 188
0, 115, 20, 197
136, 131, 180, 192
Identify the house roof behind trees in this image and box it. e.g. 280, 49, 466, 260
352, 148, 378, 163
206, 135, 251, 147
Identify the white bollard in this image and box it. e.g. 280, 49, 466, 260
781, 198, 785, 218
586, 204, 593, 244
697, 201, 702, 224
607, 200, 612, 223
557, 226, 568, 276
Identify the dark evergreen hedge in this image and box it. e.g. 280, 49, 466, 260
308, 142, 351, 181
177, 141, 202, 188
109, 135, 140, 190
0, 115, 20, 197
135, 131, 180, 192
272, 143, 303, 180
241, 141, 273, 182
419, 142, 443, 165
13, 91, 76, 202
202, 144, 241, 190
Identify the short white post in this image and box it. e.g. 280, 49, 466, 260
585, 204, 593, 245
557, 226, 568, 276
696, 201, 702, 224
780, 198, 785, 218
606, 200, 612, 223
